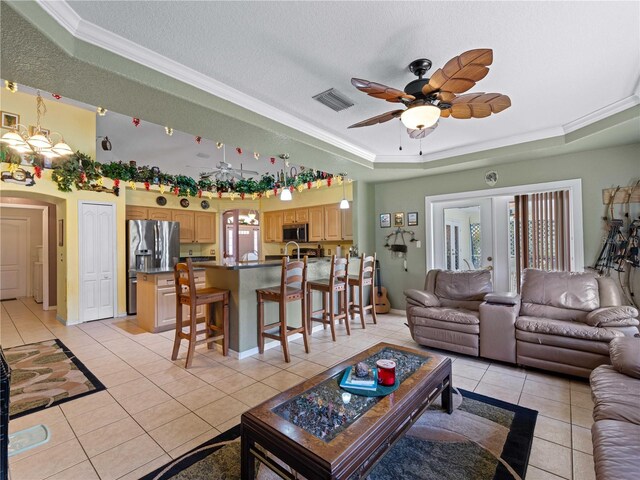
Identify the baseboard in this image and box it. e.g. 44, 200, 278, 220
389, 308, 406, 315
230, 324, 327, 359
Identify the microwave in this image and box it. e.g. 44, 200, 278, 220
283, 224, 308, 243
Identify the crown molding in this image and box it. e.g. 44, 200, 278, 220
35, 0, 376, 162
562, 94, 640, 134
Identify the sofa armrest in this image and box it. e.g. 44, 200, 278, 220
609, 337, 640, 379
479, 301, 519, 363
484, 292, 521, 306
404, 289, 440, 307
584, 306, 639, 327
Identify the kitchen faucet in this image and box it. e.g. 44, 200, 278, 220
284, 241, 300, 260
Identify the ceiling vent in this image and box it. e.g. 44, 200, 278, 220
313, 88, 354, 112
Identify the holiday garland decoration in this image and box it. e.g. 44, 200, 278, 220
0, 146, 343, 199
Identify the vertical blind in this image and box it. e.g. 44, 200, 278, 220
514, 190, 571, 286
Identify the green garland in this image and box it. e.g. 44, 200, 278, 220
2, 149, 340, 197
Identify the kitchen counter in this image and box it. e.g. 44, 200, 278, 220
135, 267, 205, 275
194, 258, 325, 270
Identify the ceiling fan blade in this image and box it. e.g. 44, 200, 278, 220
436, 91, 457, 103
407, 122, 438, 139
351, 78, 415, 103
348, 109, 404, 128
448, 93, 511, 119
422, 49, 493, 95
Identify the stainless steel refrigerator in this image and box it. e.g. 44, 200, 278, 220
127, 220, 180, 314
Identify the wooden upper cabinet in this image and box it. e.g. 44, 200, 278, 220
295, 208, 309, 223
126, 206, 148, 221
341, 205, 353, 240
194, 212, 216, 243
272, 212, 284, 243
308, 206, 324, 242
282, 210, 296, 224
172, 211, 195, 243
148, 208, 172, 221
323, 204, 342, 241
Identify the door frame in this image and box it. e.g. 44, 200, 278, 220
78, 201, 117, 322
425, 179, 584, 282
0, 203, 49, 309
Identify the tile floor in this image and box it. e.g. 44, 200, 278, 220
1, 297, 595, 480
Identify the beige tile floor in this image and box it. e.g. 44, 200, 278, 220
1, 297, 595, 480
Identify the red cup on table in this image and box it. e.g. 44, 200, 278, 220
376, 359, 396, 386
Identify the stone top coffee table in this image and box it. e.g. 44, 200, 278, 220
241, 342, 452, 479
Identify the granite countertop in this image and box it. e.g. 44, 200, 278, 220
194, 258, 326, 270
136, 267, 205, 274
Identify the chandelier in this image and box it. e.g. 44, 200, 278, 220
0, 91, 73, 159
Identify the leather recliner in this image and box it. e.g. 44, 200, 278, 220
404, 269, 493, 357
505, 269, 638, 377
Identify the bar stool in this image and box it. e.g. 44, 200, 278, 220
307, 255, 350, 341
171, 258, 229, 368
348, 253, 378, 328
256, 256, 309, 363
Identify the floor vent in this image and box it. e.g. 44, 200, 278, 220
312, 88, 354, 112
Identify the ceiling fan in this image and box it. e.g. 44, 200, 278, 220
201, 161, 259, 182
348, 49, 511, 139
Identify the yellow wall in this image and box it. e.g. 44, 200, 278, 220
0, 90, 96, 158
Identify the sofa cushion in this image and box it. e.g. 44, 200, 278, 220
609, 337, 640, 379
520, 302, 588, 322
590, 365, 640, 424
404, 289, 440, 307
515, 317, 624, 342
521, 269, 600, 311
408, 306, 479, 325
584, 306, 639, 327
434, 270, 492, 301
592, 419, 640, 480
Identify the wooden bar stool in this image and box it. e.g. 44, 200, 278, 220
348, 253, 378, 328
171, 258, 229, 368
256, 256, 309, 363
307, 255, 350, 342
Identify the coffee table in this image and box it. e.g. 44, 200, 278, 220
241, 342, 452, 479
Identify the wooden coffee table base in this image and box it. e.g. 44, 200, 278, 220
241, 343, 452, 480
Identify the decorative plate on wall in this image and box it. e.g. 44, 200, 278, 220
156, 196, 167, 206
201, 200, 210, 210
180, 198, 190, 208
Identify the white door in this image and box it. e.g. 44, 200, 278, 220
80, 203, 115, 321
432, 198, 494, 276
0, 218, 29, 299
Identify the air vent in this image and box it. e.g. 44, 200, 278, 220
313, 88, 354, 112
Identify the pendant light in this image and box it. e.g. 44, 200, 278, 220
339, 175, 350, 209
280, 161, 292, 201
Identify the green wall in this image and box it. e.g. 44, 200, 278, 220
372, 143, 640, 308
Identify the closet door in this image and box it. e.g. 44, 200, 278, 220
80, 203, 115, 321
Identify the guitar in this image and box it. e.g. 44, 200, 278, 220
374, 260, 391, 314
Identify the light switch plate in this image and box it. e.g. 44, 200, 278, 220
416, 241, 421, 248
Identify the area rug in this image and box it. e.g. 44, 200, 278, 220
4, 339, 106, 419
141, 388, 537, 480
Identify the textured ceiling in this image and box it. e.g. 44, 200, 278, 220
63, 0, 640, 161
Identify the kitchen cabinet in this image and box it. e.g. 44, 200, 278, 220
264, 211, 283, 243
308, 206, 324, 242
126, 206, 148, 220
323, 204, 342, 241
148, 208, 173, 221
295, 208, 309, 223
341, 205, 353, 240
194, 212, 216, 243
282, 210, 296, 224
172, 211, 195, 243
137, 271, 206, 333
283, 208, 309, 225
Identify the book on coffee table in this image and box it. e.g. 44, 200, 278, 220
340, 366, 378, 391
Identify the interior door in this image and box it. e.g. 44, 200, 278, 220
80, 203, 115, 321
432, 198, 494, 276
0, 218, 28, 299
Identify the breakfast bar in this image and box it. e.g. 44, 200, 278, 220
196, 258, 343, 357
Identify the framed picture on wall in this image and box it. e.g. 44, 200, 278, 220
407, 212, 418, 226
394, 212, 404, 227
380, 213, 391, 228
1, 111, 19, 129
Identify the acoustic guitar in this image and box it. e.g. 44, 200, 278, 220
374, 260, 391, 314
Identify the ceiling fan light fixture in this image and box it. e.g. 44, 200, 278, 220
400, 104, 440, 130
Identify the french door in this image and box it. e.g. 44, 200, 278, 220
79, 202, 116, 321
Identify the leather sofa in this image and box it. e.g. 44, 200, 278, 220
404, 269, 492, 357
590, 336, 640, 480
405, 268, 639, 378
